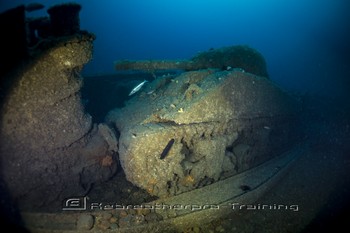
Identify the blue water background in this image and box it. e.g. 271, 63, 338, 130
1, 0, 349, 96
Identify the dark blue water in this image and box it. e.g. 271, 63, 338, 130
1, 0, 349, 96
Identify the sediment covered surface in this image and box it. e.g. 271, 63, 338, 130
0, 33, 118, 211
106, 69, 301, 197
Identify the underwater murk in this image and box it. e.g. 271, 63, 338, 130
0, 1, 349, 233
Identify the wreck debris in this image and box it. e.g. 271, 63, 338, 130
115, 45, 269, 78
0, 5, 118, 211
106, 69, 301, 198
160, 138, 175, 160
47, 2, 82, 36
